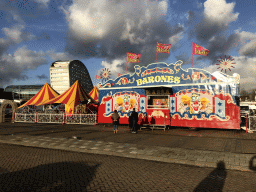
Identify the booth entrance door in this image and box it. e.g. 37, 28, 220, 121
145, 88, 172, 125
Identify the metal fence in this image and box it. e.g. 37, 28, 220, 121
248, 116, 256, 131
65, 114, 97, 125
14, 113, 97, 125
15, 113, 36, 123
37, 113, 64, 124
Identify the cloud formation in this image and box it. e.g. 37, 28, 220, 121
36, 74, 48, 80
188, 0, 240, 63
0, 46, 47, 87
63, 0, 184, 72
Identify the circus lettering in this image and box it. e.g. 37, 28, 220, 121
136, 75, 180, 86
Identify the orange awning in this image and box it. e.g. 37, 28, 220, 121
18, 83, 59, 109
37, 80, 97, 112
89, 86, 99, 103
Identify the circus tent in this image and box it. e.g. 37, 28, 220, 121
18, 83, 59, 109
89, 86, 99, 103
38, 80, 97, 114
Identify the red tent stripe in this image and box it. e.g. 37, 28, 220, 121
45, 83, 76, 104
47, 85, 56, 99
26, 85, 46, 106
33, 88, 47, 105
61, 83, 78, 104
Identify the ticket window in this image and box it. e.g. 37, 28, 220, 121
147, 95, 169, 109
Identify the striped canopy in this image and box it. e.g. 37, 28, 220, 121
18, 83, 59, 109
38, 80, 97, 113
89, 86, 99, 103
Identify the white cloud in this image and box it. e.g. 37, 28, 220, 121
204, 0, 239, 25
63, 0, 183, 68
158, 0, 168, 15
0, 46, 47, 87
2, 25, 24, 43
238, 39, 256, 57
101, 59, 126, 78
46, 50, 76, 61
33, 0, 50, 8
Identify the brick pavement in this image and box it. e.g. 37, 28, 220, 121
1, 143, 256, 191
0, 123, 256, 172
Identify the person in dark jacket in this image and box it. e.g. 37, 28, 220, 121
111, 110, 120, 134
130, 108, 138, 133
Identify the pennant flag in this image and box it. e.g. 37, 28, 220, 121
118, 73, 122, 77
192, 43, 209, 56
156, 42, 171, 53
18, 83, 59, 108
96, 75, 102, 79
127, 52, 141, 63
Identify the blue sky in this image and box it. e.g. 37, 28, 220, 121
0, 0, 256, 91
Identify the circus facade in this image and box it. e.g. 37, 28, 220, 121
98, 61, 241, 129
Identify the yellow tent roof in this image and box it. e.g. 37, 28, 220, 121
89, 86, 99, 103
18, 83, 59, 109
37, 80, 97, 110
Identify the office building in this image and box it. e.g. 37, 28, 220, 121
4, 85, 44, 100
50, 60, 93, 94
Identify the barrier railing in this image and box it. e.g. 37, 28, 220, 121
66, 114, 97, 125
14, 113, 36, 123
37, 113, 64, 124
14, 113, 97, 125
248, 116, 256, 131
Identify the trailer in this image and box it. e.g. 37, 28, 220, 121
98, 61, 241, 129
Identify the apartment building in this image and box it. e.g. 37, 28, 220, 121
50, 60, 93, 94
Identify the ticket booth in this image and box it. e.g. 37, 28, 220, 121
98, 61, 241, 129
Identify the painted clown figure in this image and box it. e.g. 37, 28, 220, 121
189, 93, 201, 114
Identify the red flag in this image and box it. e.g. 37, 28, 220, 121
192, 43, 209, 56
156, 42, 171, 53
118, 73, 122, 77
127, 52, 141, 63
96, 75, 102, 79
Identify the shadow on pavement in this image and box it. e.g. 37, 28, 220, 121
0, 162, 99, 192
249, 156, 256, 171
193, 161, 227, 192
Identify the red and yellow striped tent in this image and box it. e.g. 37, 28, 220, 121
18, 83, 59, 109
38, 80, 97, 114
89, 86, 99, 103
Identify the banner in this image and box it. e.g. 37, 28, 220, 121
127, 52, 141, 63
192, 43, 209, 56
96, 75, 102, 79
156, 42, 171, 53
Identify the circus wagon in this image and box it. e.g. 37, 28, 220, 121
98, 61, 241, 129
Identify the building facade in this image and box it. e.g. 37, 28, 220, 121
50, 60, 93, 94
4, 85, 44, 101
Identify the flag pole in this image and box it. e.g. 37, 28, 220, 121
192, 42, 193, 68
192, 55, 193, 68
156, 42, 158, 62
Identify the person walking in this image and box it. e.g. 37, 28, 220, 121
111, 110, 120, 134
130, 108, 138, 133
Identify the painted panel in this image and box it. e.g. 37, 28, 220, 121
105, 99, 112, 116
169, 97, 176, 113
140, 97, 146, 113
